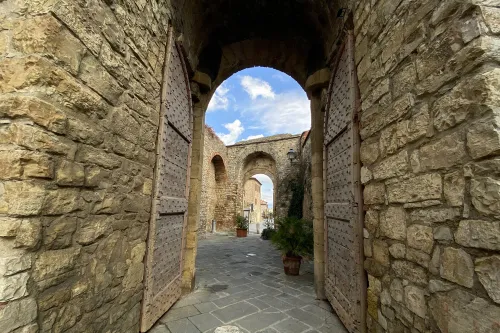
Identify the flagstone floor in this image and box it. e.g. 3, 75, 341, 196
150, 233, 348, 333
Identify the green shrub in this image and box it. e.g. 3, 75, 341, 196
271, 217, 313, 258
235, 214, 249, 229
261, 228, 276, 240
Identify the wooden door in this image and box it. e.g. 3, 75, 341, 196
323, 29, 366, 333
140, 29, 193, 332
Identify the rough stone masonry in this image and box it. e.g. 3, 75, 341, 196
0, 1, 499, 333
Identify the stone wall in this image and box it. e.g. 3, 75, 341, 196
0, 0, 170, 331
198, 126, 230, 236
355, 1, 500, 332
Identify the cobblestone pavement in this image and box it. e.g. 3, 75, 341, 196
150, 233, 348, 333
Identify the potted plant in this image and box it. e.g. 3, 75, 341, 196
235, 214, 249, 237
271, 217, 313, 276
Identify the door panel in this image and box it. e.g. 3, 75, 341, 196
140, 29, 193, 332
324, 29, 365, 333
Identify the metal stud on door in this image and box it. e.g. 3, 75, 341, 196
323, 29, 366, 333
140, 28, 193, 332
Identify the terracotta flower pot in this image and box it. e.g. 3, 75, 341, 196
282, 256, 302, 276
236, 228, 248, 237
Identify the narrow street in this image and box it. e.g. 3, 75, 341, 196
151, 233, 347, 333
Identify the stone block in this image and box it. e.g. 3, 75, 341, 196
379, 104, 430, 157
380, 207, 407, 241
79, 54, 124, 105
406, 248, 430, 268
440, 247, 474, 288
0, 123, 76, 158
15, 219, 42, 249
360, 139, 380, 165
0, 297, 37, 332
404, 285, 426, 318
407, 224, 433, 254
0, 271, 29, 301
43, 217, 77, 250
0, 253, 31, 276
0, 217, 21, 237
430, 289, 500, 333
34, 247, 80, 284
390, 279, 403, 302
419, 132, 467, 171
418, 131, 467, 171
389, 243, 406, 259
365, 209, 379, 235
12, 15, 85, 75
392, 260, 427, 286
471, 177, 500, 216
387, 173, 442, 203
483, 6, 500, 34
0, 96, 67, 134
468, 113, 500, 160
56, 160, 85, 186
77, 145, 121, 169
429, 246, 441, 276
372, 150, 408, 180
434, 226, 453, 242
76, 216, 110, 245
391, 61, 417, 99
373, 239, 390, 266
429, 279, 455, 294
444, 171, 465, 207
409, 207, 460, 225
42, 188, 81, 215
364, 182, 385, 205
475, 255, 500, 304
455, 220, 500, 250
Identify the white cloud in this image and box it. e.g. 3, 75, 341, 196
207, 83, 230, 112
253, 174, 274, 208
240, 76, 275, 100
216, 119, 244, 145
241, 90, 310, 135
242, 134, 264, 141
272, 73, 290, 82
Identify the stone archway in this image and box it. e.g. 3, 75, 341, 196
2, 1, 500, 333
199, 154, 229, 233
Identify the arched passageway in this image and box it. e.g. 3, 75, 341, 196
3, 1, 500, 333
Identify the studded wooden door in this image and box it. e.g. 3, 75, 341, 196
140, 31, 193, 332
323, 29, 366, 333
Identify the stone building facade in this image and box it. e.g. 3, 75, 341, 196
0, 1, 499, 333
243, 177, 262, 225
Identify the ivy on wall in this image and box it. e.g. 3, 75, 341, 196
287, 179, 304, 219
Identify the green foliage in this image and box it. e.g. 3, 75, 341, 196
235, 214, 249, 229
261, 228, 276, 240
287, 179, 304, 219
271, 217, 313, 258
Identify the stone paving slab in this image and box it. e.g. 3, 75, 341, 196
150, 234, 348, 333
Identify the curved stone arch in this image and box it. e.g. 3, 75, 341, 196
239, 151, 278, 185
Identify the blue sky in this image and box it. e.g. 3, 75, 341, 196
205, 67, 311, 145
206, 67, 311, 210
